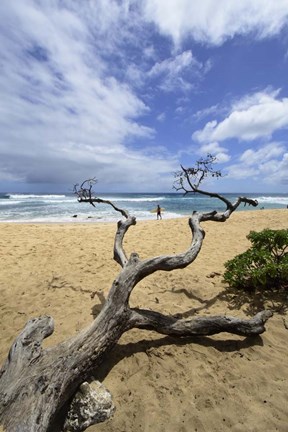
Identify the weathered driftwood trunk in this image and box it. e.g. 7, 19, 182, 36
0, 195, 272, 432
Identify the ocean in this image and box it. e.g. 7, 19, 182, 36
0, 192, 287, 223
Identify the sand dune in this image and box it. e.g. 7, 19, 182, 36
0, 209, 287, 431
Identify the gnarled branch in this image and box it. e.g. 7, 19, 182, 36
130, 308, 273, 337
174, 157, 258, 212
0, 165, 269, 432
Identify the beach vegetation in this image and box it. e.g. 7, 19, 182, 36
223, 229, 288, 315
223, 229, 288, 292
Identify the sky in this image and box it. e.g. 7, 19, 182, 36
1, 0, 288, 193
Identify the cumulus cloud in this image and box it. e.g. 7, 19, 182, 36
193, 90, 288, 142
226, 143, 288, 186
198, 142, 230, 163
0, 0, 181, 190
1, 1, 288, 192
239, 143, 285, 165
142, 0, 288, 46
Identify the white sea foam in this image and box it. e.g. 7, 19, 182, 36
8, 194, 166, 203
0, 200, 22, 205
99, 196, 166, 202
0, 192, 287, 223
9, 194, 67, 200
41, 199, 76, 204
255, 196, 288, 205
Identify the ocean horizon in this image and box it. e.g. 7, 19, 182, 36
0, 192, 287, 223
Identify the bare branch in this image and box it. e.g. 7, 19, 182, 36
114, 217, 136, 267
174, 154, 222, 192
134, 212, 205, 281
130, 308, 273, 337
126, 197, 255, 283
174, 155, 258, 212
79, 196, 130, 219
0, 170, 267, 431
74, 178, 98, 207
199, 196, 258, 223
74, 178, 134, 267
74, 179, 130, 219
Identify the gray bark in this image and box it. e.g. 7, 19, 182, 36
0, 199, 272, 431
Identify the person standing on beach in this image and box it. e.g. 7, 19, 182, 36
157, 204, 162, 220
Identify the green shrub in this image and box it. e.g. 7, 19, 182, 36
223, 229, 288, 292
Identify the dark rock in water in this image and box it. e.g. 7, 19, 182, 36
0, 193, 10, 199
72, 214, 78, 218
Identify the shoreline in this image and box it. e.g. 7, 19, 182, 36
0, 213, 186, 224
0, 209, 287, 431
1, 192, 288, 225
0, 207, 286, 225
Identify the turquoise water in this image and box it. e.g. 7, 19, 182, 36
0, 192, 287, 223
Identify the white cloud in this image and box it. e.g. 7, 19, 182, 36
192, 104, 220, 122
0, 1, 183, 190
142, 0, 288, 46
276, 153, 288, 185
226, 164, 259, 180
239, 143, 285, 166
175, 106, 184, 115
1, 1, 287, 193
193, 90, 288, 143
148, 50, 202, 92
226, 143, 288, 186
199, 142, 230, 163
149, 51, 195, 76
231, 88, 281, 111
157, 112, 166, 122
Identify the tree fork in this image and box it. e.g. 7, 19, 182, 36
0, 170, 271, 431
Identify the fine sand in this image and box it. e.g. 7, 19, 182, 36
0, 209, 287, 432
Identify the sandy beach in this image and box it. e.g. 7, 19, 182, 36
0, 209, 287, 432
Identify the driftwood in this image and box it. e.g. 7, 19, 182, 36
0, 173, 272, 432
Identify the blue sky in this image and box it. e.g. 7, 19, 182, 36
1, 0, 288, 193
